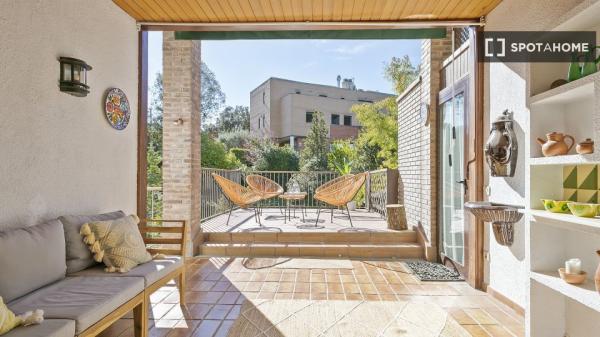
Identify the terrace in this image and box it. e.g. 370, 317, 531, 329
5, 0, 600, 337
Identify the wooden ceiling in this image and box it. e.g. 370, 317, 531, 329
113, 0, 501, 23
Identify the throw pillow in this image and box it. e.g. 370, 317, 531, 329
0, 296, 43, 335
80, 215, 152, 273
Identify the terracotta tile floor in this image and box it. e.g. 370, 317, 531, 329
98, 258, 524, 337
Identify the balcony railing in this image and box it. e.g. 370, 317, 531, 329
146, 167, 398, 222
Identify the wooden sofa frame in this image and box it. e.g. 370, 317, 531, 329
76, 219, 187, 337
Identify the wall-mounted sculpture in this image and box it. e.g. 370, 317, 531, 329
485, 110, 518, 177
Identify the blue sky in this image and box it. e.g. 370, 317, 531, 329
148, 32, 420, 107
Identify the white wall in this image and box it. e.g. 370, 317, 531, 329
484, 0, 584, 307
0, 0, 138, 228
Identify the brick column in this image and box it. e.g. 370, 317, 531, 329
162, 32, 201, 255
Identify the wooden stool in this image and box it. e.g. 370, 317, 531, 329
386, 204, 407, 230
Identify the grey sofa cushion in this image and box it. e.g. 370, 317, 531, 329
58, 210, 125, 274
71, 256, 182, 286
8, 276, 144, 334
0, 220, 66, 302
3, 319, 75, 337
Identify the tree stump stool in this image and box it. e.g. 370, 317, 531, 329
386, 204, 407, 230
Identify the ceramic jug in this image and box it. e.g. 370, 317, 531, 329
485, 110, 518, 177
536, 132, 575, 156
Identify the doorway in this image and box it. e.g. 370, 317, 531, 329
439, 77, 469, 277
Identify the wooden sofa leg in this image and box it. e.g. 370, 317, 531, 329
179, 269, 186, 306
133, 293, 148, 337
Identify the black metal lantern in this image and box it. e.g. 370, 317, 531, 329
59, 57, 92, 97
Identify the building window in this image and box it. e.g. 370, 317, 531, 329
295, 90, 301, 94
262, 92, 266, 104
331, 114, 340, 125
344, 115, 352, 126
258, 118, 261, 129
305, 111, 314, 123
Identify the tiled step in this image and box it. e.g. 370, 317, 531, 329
200, 242, 424, 259
203, 230, 418, 245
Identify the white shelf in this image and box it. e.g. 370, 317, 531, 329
529, 72, 597, 106
529, 153, 600, 166
530, 209, 600, 235
530, 271, 600, 313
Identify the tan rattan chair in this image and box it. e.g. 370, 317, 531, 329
246, 174, 284, 202
212, 173, 262, 226
315, 174, 354, 195
314, 173, 367, 227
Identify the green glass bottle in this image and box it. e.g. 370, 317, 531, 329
568, 54, 582, 82
582, 52, 597, 77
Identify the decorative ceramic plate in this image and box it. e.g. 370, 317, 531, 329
104, 88, 130, 130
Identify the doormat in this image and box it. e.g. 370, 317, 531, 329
404, 260, 463, 281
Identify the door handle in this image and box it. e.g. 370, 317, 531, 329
456, 179, 468, 190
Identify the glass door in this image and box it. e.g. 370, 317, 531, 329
440, 90, 467, 273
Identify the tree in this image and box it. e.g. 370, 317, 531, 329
215, 105, 250, 132
249, 140, 299, 171
352, 97, 398, 169
327, 140, 356, 175
201, 132, 240, 169
201, 62, 226, 122
218, 129, 254, 150
383, 55, 419, 94
299, 111, 329, 171
147, 73, 163, 187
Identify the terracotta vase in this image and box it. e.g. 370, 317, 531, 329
576, 138, 594, 154
536, 132, 575, 156
596, 250, 600, 294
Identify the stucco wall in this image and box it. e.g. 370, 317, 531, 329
484, 0, 584, 307
0, 0, 138, 228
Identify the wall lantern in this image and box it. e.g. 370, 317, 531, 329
59, 57, 92, 97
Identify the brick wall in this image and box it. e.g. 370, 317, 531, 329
397, 35, 452, 260
162, 32, 202, 255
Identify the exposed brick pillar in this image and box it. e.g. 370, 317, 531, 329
162, 32, 201, 256
397, 32, 452, 261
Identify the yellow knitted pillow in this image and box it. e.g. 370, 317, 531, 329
0, 297, 19, 335
0, 297, 43, 335
80, 214, 152, 273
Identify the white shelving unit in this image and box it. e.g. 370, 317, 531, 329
526, 2, 600, 336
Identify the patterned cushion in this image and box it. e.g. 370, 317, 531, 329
0, 296, 20, 335
79, 215, 152, 273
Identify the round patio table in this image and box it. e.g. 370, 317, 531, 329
278, 192, 307, 224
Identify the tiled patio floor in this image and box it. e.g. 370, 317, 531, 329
98, 257, 524, 337
201, 208, 391, 233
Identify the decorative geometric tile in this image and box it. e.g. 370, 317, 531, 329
563, 189, 577, 202
563, 165, 577, 189
577, 164, 597, 190
578, 190, 598, 203
563, 165, 600, 203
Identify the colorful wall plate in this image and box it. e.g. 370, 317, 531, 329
104, 88, 130, 130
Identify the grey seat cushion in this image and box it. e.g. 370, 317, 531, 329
71, 256, 183, 286
3, 319, 75, 337
0, 220, 66, 302
8, 277, 144, 334
58, 210, 125, 274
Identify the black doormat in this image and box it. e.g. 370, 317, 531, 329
404, 260, 463, 281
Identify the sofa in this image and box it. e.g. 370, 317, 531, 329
0, 211, 186, 337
